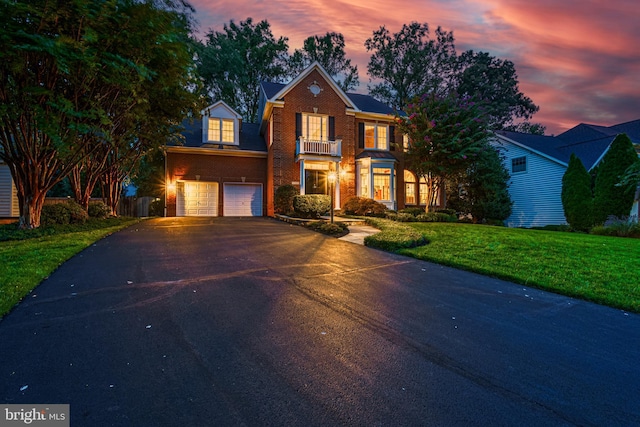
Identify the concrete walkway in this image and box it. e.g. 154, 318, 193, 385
338, 224, 380, 245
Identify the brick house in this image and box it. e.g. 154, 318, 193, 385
165, 62, 421, 217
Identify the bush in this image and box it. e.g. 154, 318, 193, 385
415, 212, 457, 222
395, 213, 416, 222
562, 154, 594, 231
305, 221, 349, 237
149, 198, 164, 217
342, 197, 387, 216
41, 200, 88, 225
88, 201, 111, 219
398, 207, 424, 217
593, 134, 640, 224
591, 215, 640, 237
293, 195, 331, 218
364, 217, 429, 252
274, 184, 299, 215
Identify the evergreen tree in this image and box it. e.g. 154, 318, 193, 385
561, 154, 593, 231
593, 134, 640, 224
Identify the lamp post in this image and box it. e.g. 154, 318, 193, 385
328, 171, 337, 224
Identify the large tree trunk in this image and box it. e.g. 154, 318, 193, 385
101, 169, 123, 217
18, 192, 47, 229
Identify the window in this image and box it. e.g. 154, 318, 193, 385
403, 134, 410, 152
302, 114, 328, 141
512, 156, 527, 173
364, 124, 389, 150
208, 118, 235, 143
404, 170, 416, 204
373, 167, 391, 200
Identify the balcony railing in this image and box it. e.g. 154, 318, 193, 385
296, 137, 342, 157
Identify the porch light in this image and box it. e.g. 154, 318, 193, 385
328, 171, 337, 224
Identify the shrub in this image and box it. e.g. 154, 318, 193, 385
364, 217, 429, 252
305, 221, 349, 237
593, 134, 640, 224
88, 201, 111, 219
398, 207, 424, 217
342, 197, 387, 216
562, 154, 594, 231
41, 200, 88, 225
395, 213, 416, 222
415, 212, 457, 222
293, 195, 331, 218
591, 215, 640, 237
274, 184, 299, 215
149, 198, 164, 217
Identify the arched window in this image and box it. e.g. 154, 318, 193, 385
404, 170, 416, 205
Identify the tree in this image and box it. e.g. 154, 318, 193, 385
365, 22, 456, 109
453, 51, 539, 130
503, 122, 546, 135
196, 18, 289, 122
561, 154, 594, 231
395, 92, 491, 211
288, 32, 359, 92
593, 133, 640, 224
447, 146, 512, 223
0, 0, 198, 227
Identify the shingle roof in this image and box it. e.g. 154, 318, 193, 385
497, 119, 640, 170
355, 151, 398, 160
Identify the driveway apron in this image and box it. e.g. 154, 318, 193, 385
1, 217, 639, 426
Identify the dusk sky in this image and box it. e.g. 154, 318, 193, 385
189, 0, 639, 135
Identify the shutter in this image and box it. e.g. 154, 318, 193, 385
389, 125, 395, 151
328, 116, 335, 141
358, 122, 364, 148
295, 113, 302, 139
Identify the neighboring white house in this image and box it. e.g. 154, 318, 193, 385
493, 119, 640, 228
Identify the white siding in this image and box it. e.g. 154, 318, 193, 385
0, 164, 19, 217
492, 140, 568, 228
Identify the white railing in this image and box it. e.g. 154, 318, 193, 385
296, 138, 342, 157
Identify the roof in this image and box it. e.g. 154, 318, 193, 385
356, 151, 398, 160
261, 81, 395, 116
496, 119, 640, 170
177, 120, 266, 152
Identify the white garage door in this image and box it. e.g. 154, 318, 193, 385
176, 181, 219, 216
223, 183, 262, 216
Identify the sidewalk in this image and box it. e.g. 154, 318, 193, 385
338, 224, 380, 245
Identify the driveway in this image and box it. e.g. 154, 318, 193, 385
1, 217, 639, 426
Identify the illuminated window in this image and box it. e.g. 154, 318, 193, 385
403, 134, 409, 152
208, 118, 235, 143
404, 170, 416, 205
302, 114, 328, 141
364, 123, 389, 150
373, 167, 391, 200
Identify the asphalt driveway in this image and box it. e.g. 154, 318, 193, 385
1, 217, 639, 426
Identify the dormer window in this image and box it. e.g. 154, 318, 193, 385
201, 101, 241, 146
208, 118, 235, 143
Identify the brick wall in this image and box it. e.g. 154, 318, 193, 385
166, 150, 267, 216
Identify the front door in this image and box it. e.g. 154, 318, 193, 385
304, 170, 327, 195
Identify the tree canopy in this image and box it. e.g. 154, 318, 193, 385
395, 92, 492, 210
196, 18, 290, 123
288, 32, 359, 92
0, 0, 199, 228
366, 22, 542, 132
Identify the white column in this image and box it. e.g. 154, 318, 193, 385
299, 160, 305, 195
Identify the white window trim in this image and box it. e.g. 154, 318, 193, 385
511, 156, 527, 174
364, 123, 389, 151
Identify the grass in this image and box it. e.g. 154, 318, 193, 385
0, 218, 140, 318
392, 222, 640, 312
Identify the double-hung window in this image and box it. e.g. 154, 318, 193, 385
364, 124, 389, 150
512, 156, 527, 173
208, 118, 235, 143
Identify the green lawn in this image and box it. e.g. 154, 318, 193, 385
0, 218, 140, 318
396, 222, 640, 312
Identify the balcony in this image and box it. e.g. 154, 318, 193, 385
295, 137, 342, 159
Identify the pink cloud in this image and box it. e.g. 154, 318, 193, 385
189, 0, 640, 135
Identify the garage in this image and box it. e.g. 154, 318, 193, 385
176, 181, 219, 216
223, 183, 262, 216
